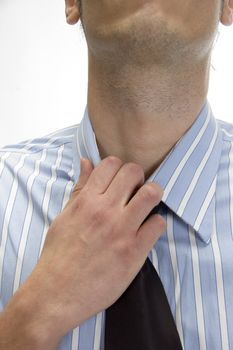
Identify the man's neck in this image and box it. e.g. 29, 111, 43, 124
87, 53, 211, 180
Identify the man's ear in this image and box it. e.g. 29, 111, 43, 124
65, 0, 81, 25
220, 0, 233, 26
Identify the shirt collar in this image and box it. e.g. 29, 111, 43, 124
72, 100, 223, 244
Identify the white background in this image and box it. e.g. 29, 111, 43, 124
0, 0, 232, 148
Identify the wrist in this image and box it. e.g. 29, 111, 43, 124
0, 277, 61, 350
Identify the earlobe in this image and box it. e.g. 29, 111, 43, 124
220, 0, 233, 26
65, 0, 80, 25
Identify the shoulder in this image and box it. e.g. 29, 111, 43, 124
0, 124, 79, 194
0, 124, 79, 155
0, 125, 80, 301
216, 118, 233, 143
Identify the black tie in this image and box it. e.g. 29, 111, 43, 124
104, 203, 183, 350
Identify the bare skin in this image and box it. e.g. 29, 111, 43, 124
65, 0, 233, 179
0, 1, 233, 349
0, 157, 166, 349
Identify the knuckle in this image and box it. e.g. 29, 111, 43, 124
91, 205, 108, 224
72, 184, 83, 197
114, 239, 133, 258
105, 155, 123, 167
69, 191, 86, 211
141, 183, 160, 201
124, 163, 144, 178
153, 182, 164, 198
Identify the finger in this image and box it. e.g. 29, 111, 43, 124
78, 158, 94, 188
84, 156, 124, 194
104, 162, 145, 206
72, 157, 93, 193
66, 158, 94, 208
135, 213, 166, 255
126, 182, 164, 230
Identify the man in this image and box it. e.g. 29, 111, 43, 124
0, 0, 233, 349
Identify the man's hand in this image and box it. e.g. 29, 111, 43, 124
0, 156, 166, 349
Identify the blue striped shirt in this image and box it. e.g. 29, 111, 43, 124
0, 100, 233, 349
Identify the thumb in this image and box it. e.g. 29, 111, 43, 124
73, 157, 94, 195
65, 158, 94, 209
65, 157, 94, 208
